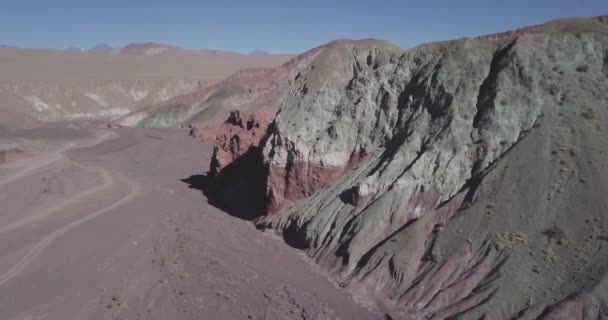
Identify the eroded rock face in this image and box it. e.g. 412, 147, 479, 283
0, 79, 207, 128
202, 16, 608, 319
192, 109, 273, 175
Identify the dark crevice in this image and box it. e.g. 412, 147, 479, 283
426, 241, 506, 318
446, 288, 499, 320
536, 293, 583, 319
386, 140, 430, 190
368, 117, 418, 176
603, 50, 608, 77
334, 139, 429, 261
473, 40, 517, 129
183, 146, 269, 221
281, 219, 310, 250
367, 58, 453, 178
438, 121, 535, 214
351, 217, 420, 274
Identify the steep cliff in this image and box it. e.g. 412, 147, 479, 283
201, 16, 608, 319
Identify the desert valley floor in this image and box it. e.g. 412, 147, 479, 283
0, 123, 376, 320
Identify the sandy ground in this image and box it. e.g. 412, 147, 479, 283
0, 47, 294, 81
0, 123, 376, 320
0, 47, 295, 130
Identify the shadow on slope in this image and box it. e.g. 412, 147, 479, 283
181, 147, 268, 221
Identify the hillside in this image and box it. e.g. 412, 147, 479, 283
188, 16, 608, 319
0, 47, 294, 129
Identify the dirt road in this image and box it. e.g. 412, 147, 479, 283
0, 124, 376, 320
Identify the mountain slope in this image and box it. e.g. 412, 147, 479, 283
0, 47, 294, 129
124, 45, 323, 128
195, 16, 608, 319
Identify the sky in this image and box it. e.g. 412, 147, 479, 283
0, 0, 607, 54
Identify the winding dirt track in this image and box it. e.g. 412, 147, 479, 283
0, 132, 124, 236
0, 172, 141, 287
0, 124, 375, 320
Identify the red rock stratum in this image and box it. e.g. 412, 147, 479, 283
181, 15, 608, 319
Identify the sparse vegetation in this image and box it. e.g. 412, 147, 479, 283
497, 231, 528, 248
543, 226, 567, 245
105, 293, 125, 312
581, 109, 596, 120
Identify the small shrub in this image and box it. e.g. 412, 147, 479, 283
543, 226, 567, 244
576, 65, 589, 73
581, 109, 596, 120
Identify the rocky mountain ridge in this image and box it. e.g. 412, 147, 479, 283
192, 15, 608, 319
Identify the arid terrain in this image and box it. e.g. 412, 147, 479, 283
0, 45, 293, 129
2, 14, 608, 320
0, 123, 374, 320
171, 15, 608, 319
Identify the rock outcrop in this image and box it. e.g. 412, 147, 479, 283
192, 109, 274, 175
194, 16, 608, 319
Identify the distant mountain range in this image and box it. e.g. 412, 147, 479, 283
248, 49, 270, 56
0, 42, 278, 56
88, 43, 114, 52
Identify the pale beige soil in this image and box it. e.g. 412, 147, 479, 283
0, 47, 294, 81
0, 47, 295, 129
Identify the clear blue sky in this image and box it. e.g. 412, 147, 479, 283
0, 0, 606, 53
